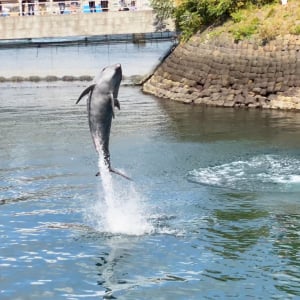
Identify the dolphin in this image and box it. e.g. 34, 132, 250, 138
76, 63, 131, 181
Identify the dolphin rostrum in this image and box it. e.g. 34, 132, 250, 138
76, 63, 131, 181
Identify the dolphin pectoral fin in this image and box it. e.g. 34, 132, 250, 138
110, 93, 115, 118
76, 84, 96, 104
110, 97, 120, 119
114, 99, 120, 110
110, 168, 132, 181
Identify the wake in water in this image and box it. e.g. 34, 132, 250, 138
84, 157, 154, 236
187, 154, 300, 192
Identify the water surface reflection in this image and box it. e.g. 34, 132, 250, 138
158, 99, 300, 147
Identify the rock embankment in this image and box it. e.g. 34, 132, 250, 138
143, 32, 300, 110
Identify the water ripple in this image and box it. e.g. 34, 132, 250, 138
1, 83, 300, 300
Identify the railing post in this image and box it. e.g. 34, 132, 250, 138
19, 0, 22, 16
49, 0, 53, 14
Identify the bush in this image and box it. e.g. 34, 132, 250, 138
150, 0, 175, 31
151, 0, 277, 41
290, 24, 300, 35
178, 11, 202, 41
231, 10, 245, 23
259, 20, 278, 42
231, 17, 260, 41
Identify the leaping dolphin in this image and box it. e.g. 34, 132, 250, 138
76, 63, 131, 181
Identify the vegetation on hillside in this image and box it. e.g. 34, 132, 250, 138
151, 0, 300, 42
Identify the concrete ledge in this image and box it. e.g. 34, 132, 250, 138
0, 10, 175, 40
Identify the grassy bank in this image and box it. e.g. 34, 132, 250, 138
152, 0, 300, 42
214, 0, 300, 43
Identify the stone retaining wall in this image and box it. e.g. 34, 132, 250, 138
143, 32, 300, 110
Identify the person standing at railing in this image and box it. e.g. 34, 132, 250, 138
21, 0, 25, 15
22, 0, 35, 15
54, 0, 66, 14
130, 1, 136, 10
38, 0, 47, 15
28, 0, 35, 15
89, 0, 96, 12
100, 0, 108, 12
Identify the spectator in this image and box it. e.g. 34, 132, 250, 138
21, 0, 25, 15
119, 0, 129, 11
119, 0, 125, 8
70, 1, 79, 13
89, 1, 96, 12
28, 0, 35, 15
38, 0, 47, 15
130, 1, 136, 10
55, 0, 66, 14
100, 0, 108, 12
22, 0, 35, 16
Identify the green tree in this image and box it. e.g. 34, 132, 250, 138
151, 0, 277, 41
150, 0, 175, 31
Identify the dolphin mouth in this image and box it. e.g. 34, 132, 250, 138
115, 64, 122, 76
113, 63, 121, 70
114, 63, 122, 74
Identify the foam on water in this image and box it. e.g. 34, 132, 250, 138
187, 154, 300, 192
85, 157, 154, 236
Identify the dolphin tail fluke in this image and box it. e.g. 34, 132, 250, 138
110, 168, 132, 181
76, 84, 96, 104
95, 169, 132, 181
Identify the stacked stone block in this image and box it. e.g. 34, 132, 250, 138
143, 33, 300, 110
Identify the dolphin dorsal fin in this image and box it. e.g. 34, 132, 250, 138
76, 84, 96, 104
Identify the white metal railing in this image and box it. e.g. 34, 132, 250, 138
0, 0, 152, 17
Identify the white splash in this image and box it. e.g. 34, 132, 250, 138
187, 154, 300, 192
85, 157, 154, 236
